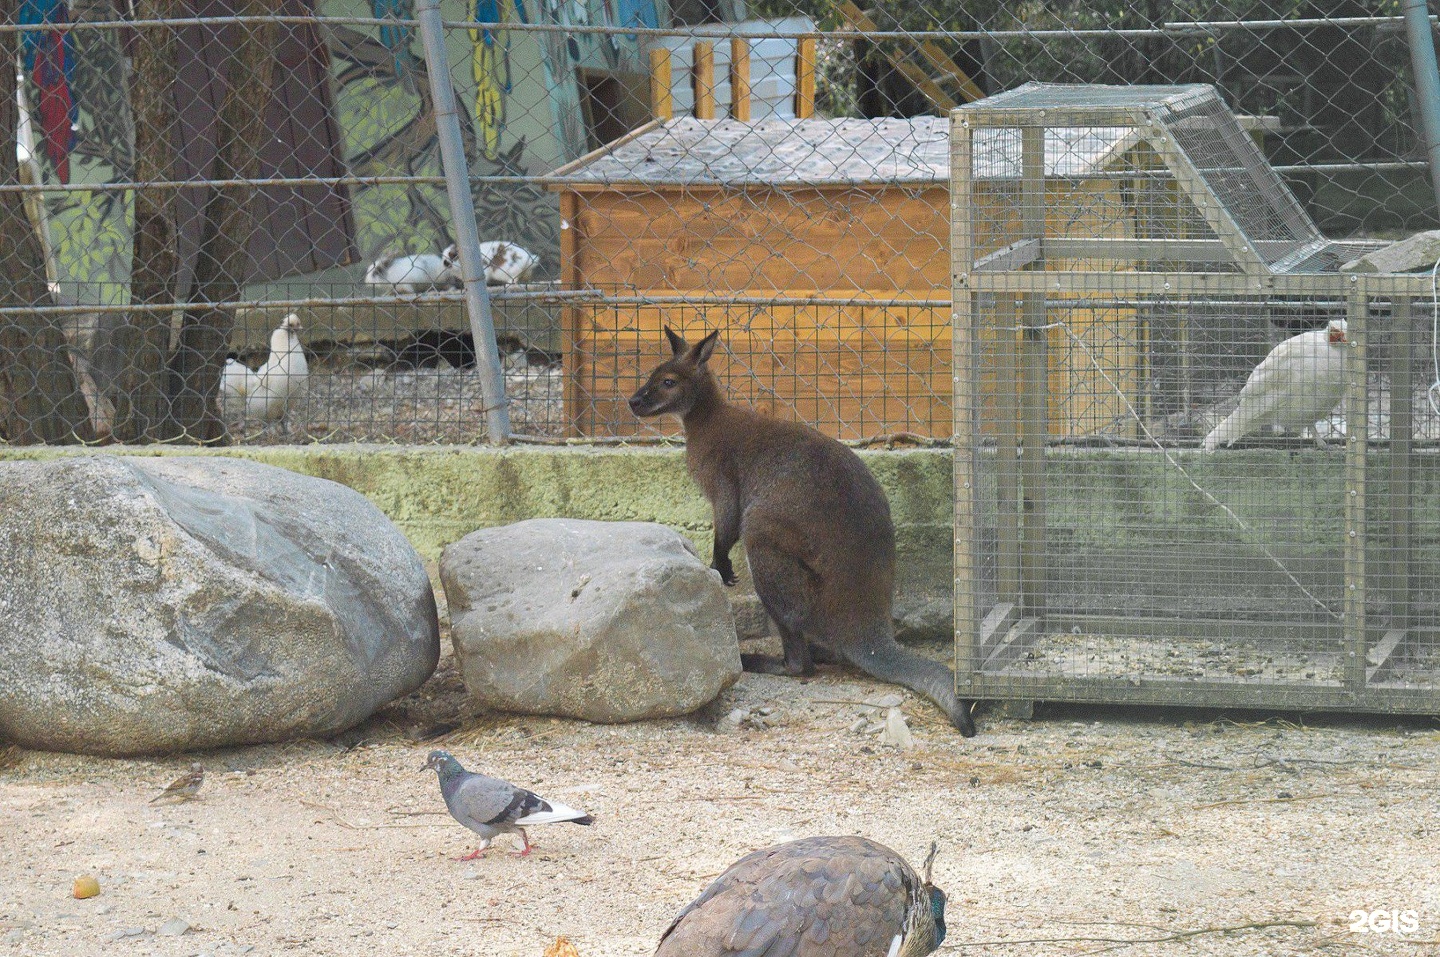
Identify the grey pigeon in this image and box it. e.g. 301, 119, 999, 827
149, 763, 204, 803
654, 836, 946, 957
422, 750, 593, 859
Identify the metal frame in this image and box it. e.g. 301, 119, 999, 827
951, 85, 1440, 716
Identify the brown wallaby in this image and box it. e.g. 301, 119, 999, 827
628, 328, 977, 736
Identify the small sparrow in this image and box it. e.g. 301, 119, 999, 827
149, 763, 204, 803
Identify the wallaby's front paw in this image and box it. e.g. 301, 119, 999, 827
713, 561, 738, 586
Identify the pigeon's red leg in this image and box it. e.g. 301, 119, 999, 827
507, 829, 534, 857
457, 847, 487, 861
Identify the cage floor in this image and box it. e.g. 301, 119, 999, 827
988, 628, 1440, 690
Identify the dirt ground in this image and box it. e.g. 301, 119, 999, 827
3, 593, 1439, 957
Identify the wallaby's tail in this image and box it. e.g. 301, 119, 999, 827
841, 637, 977, 737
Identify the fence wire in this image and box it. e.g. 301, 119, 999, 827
2, 2, 1439, 448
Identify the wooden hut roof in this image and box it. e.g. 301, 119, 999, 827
548, 116, 1139, 187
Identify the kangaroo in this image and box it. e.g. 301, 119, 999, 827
628, 328, 977, 736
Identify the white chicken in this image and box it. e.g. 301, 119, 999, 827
1202, 318, 1349, 452
442, 241, 540, 285
220, 314, 309, 432
364, 249, 457, 294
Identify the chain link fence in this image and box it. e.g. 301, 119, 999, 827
1, 2, 1438, 448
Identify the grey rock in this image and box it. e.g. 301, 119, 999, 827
442, 519, 740, 722
107, 926, 147, 941
881, 707, 915, 750
4, 929, 23, 944
715, 708, 748, 734
157, 917, 191, 936
895, 596, 954, 642
0, 456, 439, 756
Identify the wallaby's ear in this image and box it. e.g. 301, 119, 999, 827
691, 329, 720, 365
663, 326, 687, 357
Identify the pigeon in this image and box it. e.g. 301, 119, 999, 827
1202, 318, 1348, 451
441, 241, 540, 285
149, 763, 204, 803
365, 249, 457, 294
422, 750, 593, 859
654, 837, 946, 957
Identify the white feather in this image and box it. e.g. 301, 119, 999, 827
886, 934, 903, 957
1202, 319, 1348, 451
514, 799, 590, 826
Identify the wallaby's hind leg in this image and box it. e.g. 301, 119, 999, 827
840, 639, 977, 737
740, 543, 815, 677
740, 621, 813, 676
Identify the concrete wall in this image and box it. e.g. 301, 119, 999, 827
0, 445, 958, 642
10, 444, 1433, 644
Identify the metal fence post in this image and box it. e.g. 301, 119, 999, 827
1404, 0, 1440, 215
416, 0, 511, 443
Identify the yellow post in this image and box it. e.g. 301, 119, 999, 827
693, 41, 715, 119
795, 36, 816, 118
649, 47, 673, 120
730, 37, 751, 121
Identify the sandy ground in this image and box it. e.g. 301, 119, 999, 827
3, 604, 1439, 957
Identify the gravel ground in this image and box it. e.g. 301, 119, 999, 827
2, 572, 1438, 957
225, 348, 569, 445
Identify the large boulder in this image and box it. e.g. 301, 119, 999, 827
0, 456, 440, 756
441, 519, 740, 722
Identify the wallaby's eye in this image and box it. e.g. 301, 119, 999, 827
662, 377, 676, 388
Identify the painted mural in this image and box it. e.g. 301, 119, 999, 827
24, 0, 663, 300
27, 0, 135, 304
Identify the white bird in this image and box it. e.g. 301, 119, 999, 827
441, 241, 540, 285
1202, 318, 1348, 452
222, 314, 308, 431
364, 250, 456, 294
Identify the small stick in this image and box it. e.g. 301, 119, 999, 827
1194, 793, 1343, 809
946, 918, 1318, 950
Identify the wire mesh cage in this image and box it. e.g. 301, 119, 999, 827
952, 83, 1440, 714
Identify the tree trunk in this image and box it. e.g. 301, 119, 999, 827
159, 6, 277, 443
0, 0, 94, 444
113, 0, 182, 442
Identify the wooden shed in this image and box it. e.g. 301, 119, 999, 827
549, 115, 1141, 439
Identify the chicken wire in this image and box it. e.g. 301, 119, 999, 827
2, 4, 1439, 448
952, 85, 1440, 715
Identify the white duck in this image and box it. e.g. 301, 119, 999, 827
442, 241, 540, 285
1202, 318, 1348, 451
221, 314, 308, 430
365, 249, 456, 294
